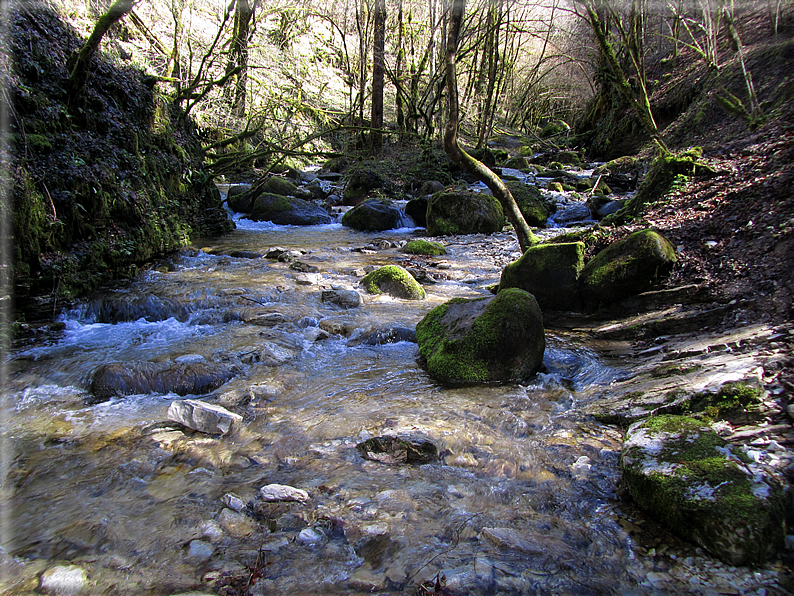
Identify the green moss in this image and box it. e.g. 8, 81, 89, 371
361, 265, 425, 300
685, 381, 764, 422
403, 239, 446, 256
263, 176, 298, 196
505, 180, 551, 227
25, 133, 53, 153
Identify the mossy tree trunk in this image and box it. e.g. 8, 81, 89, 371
370, 0, 386, 153
576, 0, 670, 155
444, 0, 538, 253
67, 0, 136, 104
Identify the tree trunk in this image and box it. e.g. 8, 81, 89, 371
227, 0, 255, 118
444, 0, 538, 253
395, 0, 405, 132
67, 0, 135, 104
371, 0, 386, 153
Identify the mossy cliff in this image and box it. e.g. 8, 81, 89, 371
7, 4, 233, 309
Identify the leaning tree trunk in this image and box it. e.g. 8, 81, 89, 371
67, 0, 136, 104
444, 0, 538, 253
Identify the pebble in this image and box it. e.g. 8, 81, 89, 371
187, 540, 214, 560
222, 492, 247, 512
39, 565, 88, 596
297, 528, 324, 544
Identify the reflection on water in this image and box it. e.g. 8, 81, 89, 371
2, 224, 649, 595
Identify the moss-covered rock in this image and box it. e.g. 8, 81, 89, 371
503, 156, 529, 170
403, 239, 446, 256
416, 288, 545, 384
249, 193, 331, 225
343, 164, 390, 206
539, 120, 570, 138
262, 176, 298, 197
546, 181, 564, 193
361, 265, 425, 300
499, 242, 585, 311
620, 415, 786, 566
341, 198, 406, 231
579, 229, 677, 305
505, 180, 553, 227
226, 184, 254, 213
426, 190, 505, 236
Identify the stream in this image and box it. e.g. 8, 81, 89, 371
1, 193, 747, 594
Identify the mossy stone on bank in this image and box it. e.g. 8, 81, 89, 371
262, 176, 298, 197
426, 190, 505, 236
579, 229, 676, 305
416, 288, 545, 384
504, 180, 552, 227
620, 415, 786, 566
403, 240, 446, 256
499, 242, 585, 311
343, 164, 390, 206
361, 265, 425, 300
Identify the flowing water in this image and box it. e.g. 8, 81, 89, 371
2, 212, 666, 595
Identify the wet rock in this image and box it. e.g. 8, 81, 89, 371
343, 164, 390, 205
551, 201, 592, 225
249, 193, 331, 225
579, 229, 677, 305
499, 242, 585, 311
361, 265, 425, 300
218, 508, 256, 538
296, 273, 321, 285
426, 190, 505, 236
258, 341, 296, 366
39, 565, 88, 596
290, 261, 320, 273
260, 483, 310, 503
167, 399, 243, 435
402, 239, 446, 256
405, 196, 429, 227
303, 326, 330, 342
187, 540, 214, 560
226, 183, 254, 213
265, 247, 303, 261
262, 176, 298, 196
228, 250, 263, 259
318, 317, 358, 337
84, 294, 189, 323
347, 325, 416, 346
222, 493, 247, 512
89, 362, 236, 402
342, 198, 408, 231
321, 289, 363, 309
297, 528, 325, 544
356, 436, 438, 465
416, 288, 545, 384
620, 415, 786, 566
245, 311, 288, 326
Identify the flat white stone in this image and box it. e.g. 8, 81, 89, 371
167, 399, 242, 435
259, 483, 309, 503
40, 565, 88, 596
297, 528, 324, 543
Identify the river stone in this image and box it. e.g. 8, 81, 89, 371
245, 311, 288, 326
187, 539, 214, 560
579, 229, 677, 305
356, 436, 438, 465
249, 192, 331, 225
262, 176, 298, 196
226, 183, 254, 213
347, 325, 416, 346
260, 483, 310, 503
499, 242, 585, 311
343, 164, 390, 205
167, 399, 243, 434
620, 415, 786, 566
84, 294, 189, 323
552, 201, 592, 224
342, 198, 406, 231
40, 565, 88, 596
361, 265, 425, 300
89, 362, 236, 402
321, 289, 363, 308
426, 190, 505, 236
416, 287, 545, 384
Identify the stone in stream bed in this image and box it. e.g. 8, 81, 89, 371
356, 436, 438, 465
620, 415, 786, 566
260, 483, 310, 503
361, 265, 425, 300
167, 399, 243, 435
39, 565, 89, 596
88, 362, 237, 403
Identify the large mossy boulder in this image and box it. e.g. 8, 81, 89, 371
249, 193, 331, 225
426, 190, 505, 236
361, 265, 426, 300
499, 242, 585, 311
579, 229, 676, 304
342, 198, 407, 231
416, 288, 545, 384
505, 180, 553, 227
262, 176, 298, 197
226, 184, 254, 213
343, 165, 390, 206
620, 415, 786, 566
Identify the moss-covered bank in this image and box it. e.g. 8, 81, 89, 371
8, 4, 233, 311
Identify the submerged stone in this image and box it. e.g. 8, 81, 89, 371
39, 565, 88, 596
416, 288, 545, 384
356, 436, 438, 465
260, 483, 310, 503
167, 399, 243, 435
620, 415, 786, 566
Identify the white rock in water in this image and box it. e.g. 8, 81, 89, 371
297, 528, 324, 544
174, 354, 206, 364
167, 399, 242, 435
188, 539, 214, 560
260, 483, 310, 503
40, 565, 88, 596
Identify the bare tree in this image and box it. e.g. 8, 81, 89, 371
371, 0, 386, 152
